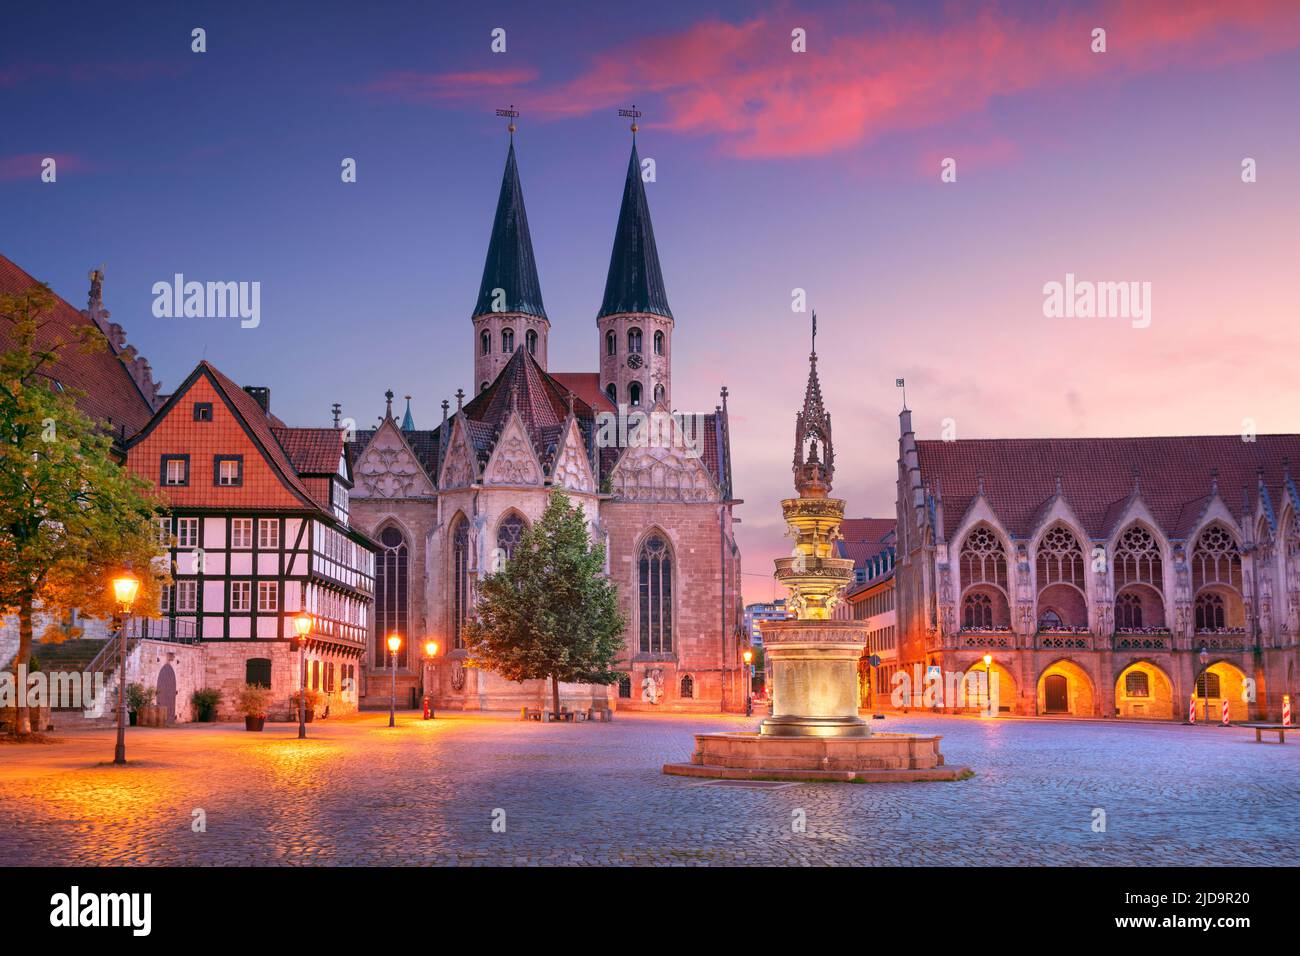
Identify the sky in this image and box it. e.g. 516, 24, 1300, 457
3, 0, 1299, 604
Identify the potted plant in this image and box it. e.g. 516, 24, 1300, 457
289, 688, 321, 722
191, 687, 222, 722
125, 683, 154, 726
236, 684, 273, 731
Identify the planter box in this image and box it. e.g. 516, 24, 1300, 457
244, 715, 266, 732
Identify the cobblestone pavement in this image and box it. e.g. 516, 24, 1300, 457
1, 712, 1295, 866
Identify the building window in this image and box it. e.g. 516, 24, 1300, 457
258, 581, 278, 612
480, 381, 489, 393
1116, 592, 1143, 629
628, 382, 642, 407
481, 330, 491, 355
1191, 526, 1242, 592
638, 534, 673, 653
230, 581, 252, 612
1195, 671, 1222, 698
962, 592, 993, 629
231, 518, 253, 549
1195, 592, 1226, 631
605, 330, 616, 356
258, 518, 279, 550
161, 455, 190, 486
160, 585, 172, 613
627, 328, 642, 354
246, 658, 272, 688
175, 580, 198, 613
960, 526, 1007, 590
605, 383, 616, 405
1037, 608, 1063, 630
501, 328, 514, 353
1115, 525, 1163, 593
1124, 670, 1150, 698
679, 674, 694, 699
618, 676, 631, 698
452, 517, 471, 651
496, 513, 526, 563
193, 402, 213, 422
375, 526, 409, 669
526, 329, 537, 355
155, 517, 172, 547
653, 330, 664, 355
653, 383, 665, 404
215, 455, 243, 487
176, 517, 199, 549
1036, 525, 1084, 589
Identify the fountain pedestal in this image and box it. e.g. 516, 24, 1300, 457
760, 619, 870, 737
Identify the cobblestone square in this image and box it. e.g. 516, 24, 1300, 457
1, 712, 1295, 866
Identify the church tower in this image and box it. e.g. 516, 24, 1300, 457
597, 134, 673, 411
472, 137, 548, 394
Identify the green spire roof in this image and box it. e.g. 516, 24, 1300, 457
474, 141, 546, 319
599, 143, 672, 319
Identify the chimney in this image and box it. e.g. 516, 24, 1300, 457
243, 386, 271, 413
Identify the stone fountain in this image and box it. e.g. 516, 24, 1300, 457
664, 323, 968, 782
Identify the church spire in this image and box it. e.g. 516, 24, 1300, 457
473, 140, 546, 320
792, 313, 833, 497
598, 140, 672, 319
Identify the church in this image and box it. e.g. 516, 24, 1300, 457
345, 133, 747, 713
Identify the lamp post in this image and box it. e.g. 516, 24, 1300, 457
387, 633, 402, 727
110, 573, 140, 765
742, 649, 753, 716
983, 653, 993, 716
423, 641, 438, 720
1197, 644, 1210, 724
294, 613, 312, 739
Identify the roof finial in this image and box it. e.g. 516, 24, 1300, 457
977, 471, 985, 496
384, 389, 394, 418
720, 385, 729, 411
331, 403, 342, 429
496, 104, 519, 138
1210, 468, 1219, 497
619, 104, 642, 138
509, 380, 519, 412
1131, 465, 1141, 496
1055, 471, 1063, 496
87, 265, 105, 311
455, 388, 465, 412
565, 390, 576, 414
441, 398, 449, 423
401, 395, 415, 431
896, 377, 907, 411
811, 309, 817, 358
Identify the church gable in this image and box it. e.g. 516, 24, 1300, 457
439, 417, 479, 490
609, 413, 718, 503
353, 419, 436, 499
484, 411, 543, 486
551, 417, 594, 493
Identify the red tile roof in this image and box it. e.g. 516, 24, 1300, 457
916, 435, 1300, 541
0, 253, 154, 438
838, 517, 896, 568
551, 371, 615, 414
275, 426, 345, 476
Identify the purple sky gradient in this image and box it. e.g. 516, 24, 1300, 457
3, 0, 1299, 603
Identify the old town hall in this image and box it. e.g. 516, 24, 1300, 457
345, 133, 746, 713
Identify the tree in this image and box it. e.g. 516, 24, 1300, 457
464, 490, 626, 716
0, 283, 168, 735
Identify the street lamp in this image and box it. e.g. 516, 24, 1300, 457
294, 613, 312, 739
983, 653, 993, 716
423, 641, 439, 720
1197, 644, 1210, 724
110, 573, 140, 765
742, 649, 754, 716
387, 633, 403, 727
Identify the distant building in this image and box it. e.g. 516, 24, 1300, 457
743, 600, 792, 646
835, 519, 898, 707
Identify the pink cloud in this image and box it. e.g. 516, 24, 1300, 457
367, 0, 1300, 159
0, 153, 90, 182
363, 68, 540, 103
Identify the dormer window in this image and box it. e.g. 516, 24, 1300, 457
215, 455, 243, 487
193, 402, 213, 422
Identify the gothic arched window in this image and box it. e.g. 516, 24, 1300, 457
960, 526, 1007, 590
1191, 526, 1242, 593
605, 383, 617, 405
375, 526, 409, 668
653, 330, 664, 355
628, 328, 643, 354
679, 674, 694, 699
451, 517, 471, 650
639, 534, 673, 653
1115, 525, 1163, 593
628, 382, 642, 407
1195, 592, 1226, 631
480, 330, 490, 355
653, 383, 665, 404
1116, 592, 1143, 629
525, 329, 537, 355
496, 512, 526, 563
501, 328, 515, 353
605, 330, 616, 356
962, 592, 992, 628
1036, 525, 1084, 590
1037, 608, 1063, 630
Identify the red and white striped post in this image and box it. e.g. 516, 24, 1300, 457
1282, 694, 1291, 727
1221, 697, 1230, 726
1188, 694, 1196, 724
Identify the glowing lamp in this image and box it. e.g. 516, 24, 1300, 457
111, 574, 140, 612
743, 650, 753, 665
294, 613, 313, 638
425, 640, 438, 657
983, 654, 992, 668
387, 633, 403, 654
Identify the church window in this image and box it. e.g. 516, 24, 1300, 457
653, 330, 664, 355
452, 517, 471, 650
605, 384, 617, 404
525, 329, 537, 355
653, 384, 665, 404
1115, 526, 1163, 593
497, 513, 526, 561
679, 674, 694, 699
1037, 608, 1063, 630
606, 330, 616, 356
1124, 670, 1150, 698
628, 327, 642, 354
628, 382, 642, 407
1194, 592, 1226, 631
375, 526, 409, 668
960, 526, 1007, 590
962, 592, 992, 629
1116, 592, 1143, 629
639, 534, 673, 653
481, 330, 490, 355
1036, 525, 1083, 589
501, 328, 514, 353
1191, 526, 1242, 592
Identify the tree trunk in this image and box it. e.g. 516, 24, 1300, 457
12, 590, 34, 736
551, 673, 561, 718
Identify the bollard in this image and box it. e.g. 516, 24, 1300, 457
1221, 697, 1230, 726
1188, 694, 1196, 724
1283, 695, 1291, 727
422, 695, 433, 720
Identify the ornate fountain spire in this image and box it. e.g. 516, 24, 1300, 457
792, 312, 834, 498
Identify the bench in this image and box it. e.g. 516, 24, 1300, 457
1252, 725, 1288, 744
520, 707, 542, 722
587, 707, 614, 722
546, 709, 575, 722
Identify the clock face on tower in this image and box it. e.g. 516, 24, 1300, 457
627, 353, 644, 370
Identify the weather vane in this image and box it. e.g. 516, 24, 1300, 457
496, 104, 519, 136
618, 104, 642, 136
